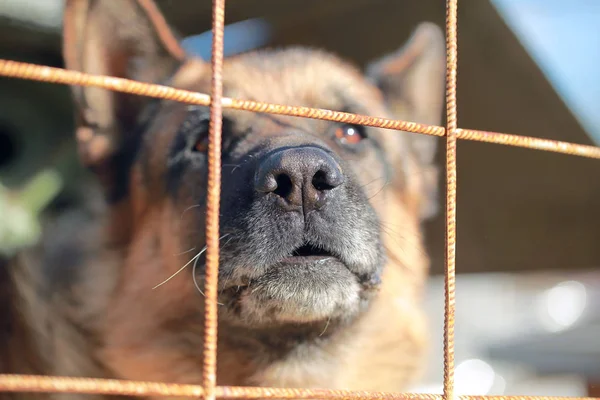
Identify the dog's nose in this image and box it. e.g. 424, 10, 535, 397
254, 147, 344, 212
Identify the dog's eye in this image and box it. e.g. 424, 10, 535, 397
193, 135, 209, 153
185, 113, 232, 154
189, 118, 209, 153
334, 124, 367, 145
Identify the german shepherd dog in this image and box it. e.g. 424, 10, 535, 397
0, 0, 446, 397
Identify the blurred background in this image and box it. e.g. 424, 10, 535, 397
0, 0, 599, 396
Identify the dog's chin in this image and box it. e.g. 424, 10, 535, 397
221, 256, 370, 327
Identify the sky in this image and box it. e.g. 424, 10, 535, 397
181, 18, 272, 60
491, 0, 600, 144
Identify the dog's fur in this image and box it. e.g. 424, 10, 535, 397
0, 0, 446, 398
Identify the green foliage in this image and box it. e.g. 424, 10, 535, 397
0, 169, 62, 256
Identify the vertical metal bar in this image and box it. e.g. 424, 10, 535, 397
443, 0, 458, 400
203, 0, 226, 399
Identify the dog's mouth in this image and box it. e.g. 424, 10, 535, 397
217, 237, 379, 326
220, 241, 344, 295
284, 242, 337, 261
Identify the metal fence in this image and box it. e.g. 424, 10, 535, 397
1, 0, 599, 399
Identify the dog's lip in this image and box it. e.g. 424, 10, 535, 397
287, 242, 338, 260
279, 255, 338, 264
220, 257, 349, 299
220, 243, 344, 292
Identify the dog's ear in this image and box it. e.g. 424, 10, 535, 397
366, 22, 445, 220
366, 21, 445, 165
62, 0, 187, 196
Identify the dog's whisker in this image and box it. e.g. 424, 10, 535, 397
379, 222, 417, 240
192, 234, 231, 305
180, 204, 201, 220
222, 163, 242, 174
250, 283, 261, 294
153, 247, 206, 289
219, 275, 232, 293
192, 257, 206, 297
175, 246, 196, 256
378, 223, 429, 259
356, 175, 390, 201
155, 234, 230, 290
378, 223, 398, 239
319, 317, 332, 337
378, 222, 409, 240
359, 176, 387, 191
192, 262, 225, 306
367, 180, 391, 201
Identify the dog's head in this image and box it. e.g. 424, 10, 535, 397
62, 0, 444, 332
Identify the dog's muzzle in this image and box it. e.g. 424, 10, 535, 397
214, 142, 384, 326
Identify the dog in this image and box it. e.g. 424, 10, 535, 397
0, 0, 446, 398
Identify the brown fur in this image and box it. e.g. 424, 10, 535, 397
0, 1, 445, 399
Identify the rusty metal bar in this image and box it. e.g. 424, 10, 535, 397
216, 386, 441, 400
0, 375, 599, 400
1, 60, 600, 159
0, 60, 445, 137
0, 375, 205, 398
203, 0, 226, 399
456, 128, 600, 158
443, 0, 458, 400
0, 375, 433, 399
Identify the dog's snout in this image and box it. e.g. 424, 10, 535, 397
254, 147, 344, 212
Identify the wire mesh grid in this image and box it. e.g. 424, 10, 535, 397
0, 0, 599, 399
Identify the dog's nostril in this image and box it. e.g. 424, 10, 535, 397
273, 174, 293, 198
312, 170, 335, 191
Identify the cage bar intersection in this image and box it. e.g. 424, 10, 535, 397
0, 0, 599, 399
